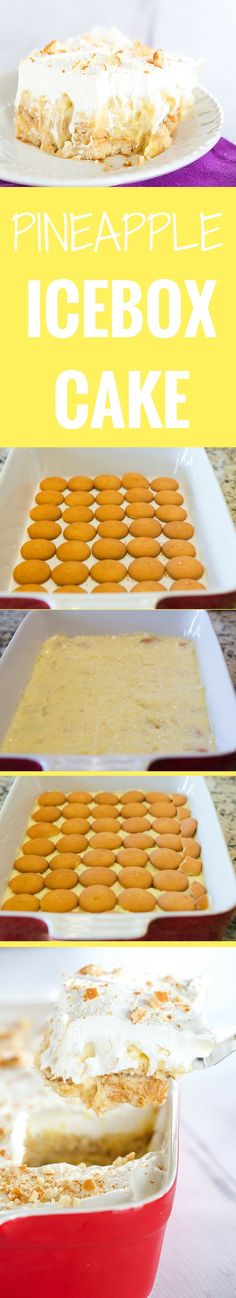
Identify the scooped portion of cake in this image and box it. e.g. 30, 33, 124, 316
15, 28, 199, 163
0, 1022, 171, 1211
37, 964, 217, 1110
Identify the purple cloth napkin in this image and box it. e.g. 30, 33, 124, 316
130, 137, 236, 187
0, 136, 235, 187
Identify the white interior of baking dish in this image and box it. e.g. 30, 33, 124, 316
0, 448, 235, 608
0, 609, 235, 771
0, 983, 178, 1219
0, 773, 235, 938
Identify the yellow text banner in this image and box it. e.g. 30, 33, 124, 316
0, 186, 235, 446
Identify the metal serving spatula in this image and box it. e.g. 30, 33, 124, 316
193, 1034, 236, 1071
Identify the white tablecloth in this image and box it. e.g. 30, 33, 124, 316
152, 1057, 236, 1297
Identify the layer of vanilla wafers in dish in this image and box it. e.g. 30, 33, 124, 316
11, 471, 206, 596
15, 29, 199, 165
2, 787, 209, 915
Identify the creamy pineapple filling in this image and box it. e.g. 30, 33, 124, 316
1, 633, 214, 757
0, 1040, 170, 1208
10, 1099, 157, 1168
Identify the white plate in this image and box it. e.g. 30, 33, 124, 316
1, 448, 236, 610
0, 608, 235, 769
0, 773, 235, 939
0, 75, 223, 186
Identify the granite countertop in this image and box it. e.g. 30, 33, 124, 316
208, 776, 236, 939
0, 777, 13, 805
0, 610, 28, 654
0, 450, 7, 468
0, 774, 235, 940
207, 449, 236, 527
210, 612, 236, 691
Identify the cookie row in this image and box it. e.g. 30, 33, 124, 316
12, 473, 205, 594
3, 789, 209, 915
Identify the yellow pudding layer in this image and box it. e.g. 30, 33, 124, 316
1, 633, 214, 756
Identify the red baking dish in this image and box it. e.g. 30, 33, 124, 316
0, 760, 44, 771
0, 1081, 178, 1298
0, 1181, 176, 1298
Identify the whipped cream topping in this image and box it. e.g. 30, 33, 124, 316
0, 1146, 166, 1215
15, 27, 199, 137
40, 966, 216, 1086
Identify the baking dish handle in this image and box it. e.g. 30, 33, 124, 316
0, 759, 45, 770
0, 916, 49, 941
0, 598, 50, 608
148, 752, 236, 771
157, 591, 236, 609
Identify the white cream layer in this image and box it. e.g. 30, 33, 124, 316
15, 28, 199, 138
40, 968, 216, 1085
